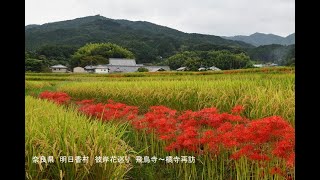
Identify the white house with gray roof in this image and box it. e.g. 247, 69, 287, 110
83, 58, 170, 73
176, 67, 188, 71
146, 66, 169, 72
94, 65, 109, 74
208, 66, 221, 71
50, 64, 68, 73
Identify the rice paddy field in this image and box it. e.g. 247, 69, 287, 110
25, 67, 295, 179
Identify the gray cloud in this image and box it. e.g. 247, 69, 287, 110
25, 0, 294, 37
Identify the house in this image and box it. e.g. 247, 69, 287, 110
106, 58, 144, 73
94, 65, 109, 74
73, 67, 86, 73
253, 63, 278, 68
268, 63, 278, 67
83, 58, 170, 73
145, 66, 170, 72
176, 67, 187, 71
84, 65, 95, 73
198, 67, 206, 71
109, 58, 137, 66
50, 64, 68, 73
208, 66, 221, 71
253, 64, 264, 68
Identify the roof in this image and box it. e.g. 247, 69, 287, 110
109, 58, 137, 66
176, 67, 187, 71
208, 66, 221, 70
84, 65, 95, 70
145, 66, 170, 72
198, 67, 206, 71
51, 64, 67, 68
84, 64, 144, 70
94, 65, 109, 69
253, 64, 264, 67
107, 64, 144, 67
148, 68, 165, 72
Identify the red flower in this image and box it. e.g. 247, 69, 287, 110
76, 99, 94, 105
270, 167, 283, 175
248, 153, 270, 161
286, 153, 295, 168
231, 105, 245, 114
39, 91, 70, 104
38, 93, 295, 170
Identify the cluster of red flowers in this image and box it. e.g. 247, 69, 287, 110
76, 99, 139, 121
38, 91, 295, 171
39, 92, 139, 121
133, 105, 295, 169
39, 91, 71, 104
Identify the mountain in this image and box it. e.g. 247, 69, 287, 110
25, 15, 254, 63
25, 24, 40, 30
222, 32, 295, 46
282, 33, 295, 45
247, 44, 295, 64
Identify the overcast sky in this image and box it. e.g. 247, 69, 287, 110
25, 0, 294, 37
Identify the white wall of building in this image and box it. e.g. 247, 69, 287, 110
94, 68, 109, 74
52, 68, 67, 73
73, 67, 86, 73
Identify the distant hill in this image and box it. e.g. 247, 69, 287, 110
247, 44, 295, 65
25, 15, 253, 63
25, 24, 40, 30
222, 32, 295, 46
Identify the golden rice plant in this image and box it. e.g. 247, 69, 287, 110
25, 96, 134, 179
56, 73, 294, 125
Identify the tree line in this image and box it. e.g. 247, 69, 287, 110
25, 42, 293, 72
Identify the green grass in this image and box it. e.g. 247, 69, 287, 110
25, 96, 134, 179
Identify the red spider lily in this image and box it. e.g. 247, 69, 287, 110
39, 91, 70, 105
134, 104, 294, 170
37, 91, 295, 171
217, 122, 233, 133
77, 100, 138, 122
76, 99, 94, 105
286, 153, 295, 168
132, 106, 178, 138
205, 114, 225, 128
220, 132, 239, 149
272, 140, 294, 159
231, 105, 245, 114
230, 145, 254, 160
270, 167, 284, 175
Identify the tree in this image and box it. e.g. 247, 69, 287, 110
247, 44, 294, 64
166, 50, 252, 70
283, 45, 295, 66
36, 45, 78, 62
25, 51, 38, 59
166, 51, 198, 70
287, 58, 295, 66
71, 43, 135, 68
125, 41, 157, 64
25, 58, 47, 72
183, 57, 202, 71
137, 67, 149, 72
